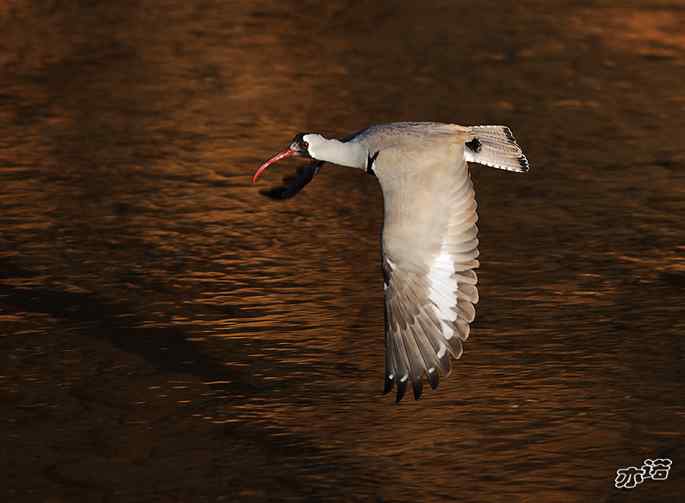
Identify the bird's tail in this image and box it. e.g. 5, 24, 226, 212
464, 126, 530, 172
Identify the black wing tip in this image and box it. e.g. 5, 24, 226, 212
258, 162, 322, 199
390, 372, 440, 402
427, 369, 439, 390
383, 374, 395, 395
412, 380, 423, 400
259, 186, 297, 199
503, 127, 530, 172
395, 379, 408, 403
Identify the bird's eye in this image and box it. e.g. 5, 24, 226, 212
302, 141, 309, 150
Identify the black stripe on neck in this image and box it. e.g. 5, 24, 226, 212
367, 151, 379, 176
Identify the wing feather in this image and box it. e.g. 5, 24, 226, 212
378, 145, 480, 402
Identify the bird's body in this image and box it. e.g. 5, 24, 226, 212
254, 122, 530, 402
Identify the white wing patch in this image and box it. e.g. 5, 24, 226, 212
428, 242, 458, 340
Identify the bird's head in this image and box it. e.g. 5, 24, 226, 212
252, 132, 327, 183
290, 133, 328, 158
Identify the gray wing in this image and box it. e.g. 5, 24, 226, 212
375, 143, 479, 402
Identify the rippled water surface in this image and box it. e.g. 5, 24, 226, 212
1, 1, 684, 502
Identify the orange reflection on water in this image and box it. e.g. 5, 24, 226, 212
572, 8, 685, 58
1, 1, 684, 502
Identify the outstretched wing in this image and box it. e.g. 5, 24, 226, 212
260, 161, 323, 200
376, 144, 479, 402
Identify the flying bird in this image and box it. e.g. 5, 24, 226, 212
253, 122, 530, 402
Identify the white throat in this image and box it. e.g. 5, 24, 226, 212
305, 134, 366, 169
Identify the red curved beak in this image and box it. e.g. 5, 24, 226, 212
252, 148, 296, 184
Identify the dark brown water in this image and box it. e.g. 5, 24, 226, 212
1, 1, 684, 502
